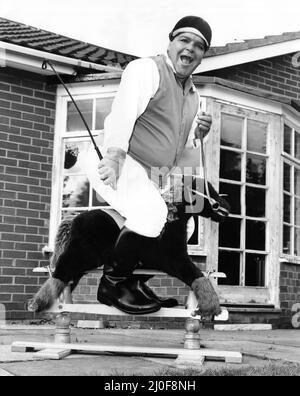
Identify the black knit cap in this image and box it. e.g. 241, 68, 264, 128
169, 16, 212, 51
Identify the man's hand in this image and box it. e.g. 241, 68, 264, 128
195, 112, 212, 139
98, 147, 126, 190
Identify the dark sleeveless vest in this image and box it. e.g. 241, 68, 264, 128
128, 55, 199, 176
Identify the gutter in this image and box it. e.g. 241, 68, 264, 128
0, 40, 123, 75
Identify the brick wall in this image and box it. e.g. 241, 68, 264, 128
279, 263, 300, 327
203, 53, 300, 100
0, 67, 56, 320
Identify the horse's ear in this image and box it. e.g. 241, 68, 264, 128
201, 182, 231, 223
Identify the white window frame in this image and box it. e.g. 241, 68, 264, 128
218, 104, 270, 287
281, 111, 300, 265
197, 83, 300, 307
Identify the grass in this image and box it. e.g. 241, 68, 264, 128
107, 362, 300, 377
155, 362, 300, 376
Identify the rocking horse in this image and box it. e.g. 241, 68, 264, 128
11, 61, 243, 364
27, 176, 230, 316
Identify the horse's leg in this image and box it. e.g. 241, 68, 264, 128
140, 216, 202, 285
139, 216, 221, 316
28, 248, 85, 313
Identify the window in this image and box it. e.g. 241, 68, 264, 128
282, 124, 300, 257
217, 108, 269, 287
53, 93, 114, 229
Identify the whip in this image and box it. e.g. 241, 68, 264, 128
42, 60, 103, 161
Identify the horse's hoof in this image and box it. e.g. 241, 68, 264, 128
27, 299, 38, 312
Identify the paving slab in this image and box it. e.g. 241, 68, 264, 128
0, 367, 14, 376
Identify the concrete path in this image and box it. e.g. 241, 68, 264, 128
0, 327, 299, 376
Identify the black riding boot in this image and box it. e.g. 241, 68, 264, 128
97, 227, 161, 315
127, 275, 179, 308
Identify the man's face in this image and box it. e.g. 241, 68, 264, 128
167, 32, 206, 79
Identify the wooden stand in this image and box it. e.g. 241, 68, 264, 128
12, 270, 242, 365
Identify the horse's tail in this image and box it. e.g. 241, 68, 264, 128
50, 215, 76, 269
27, 277, 66, 313
28, 215, 76, 313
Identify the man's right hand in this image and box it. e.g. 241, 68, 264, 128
98, 147, 126, 190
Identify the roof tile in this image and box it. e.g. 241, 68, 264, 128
0, 17, 136, 69
205, 31, 300, 58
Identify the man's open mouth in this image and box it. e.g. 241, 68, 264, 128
180, 55, 193, 65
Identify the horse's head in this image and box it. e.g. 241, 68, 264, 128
164, 176, 231, 224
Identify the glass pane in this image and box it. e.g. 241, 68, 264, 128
295, 228, 300, 256
67, 100, 93, 132
246, 220, 266, 251
92, 189, 109, 207
95, 98, 114, 130
283, 225, 291, 255
295, 168, 300, 197
218, 251, 240, 286
283, 163, 291, 192
295, 131, 300, 161
284, 124, 292, 154
245, 254, 265, 287
246, 187, 266, 218
284, 193, 291, 224
62, 175, 89, 208
247, 119, 267, 154
219, 218, 241, 248
221, 114, 243, 148
219, 182, 241, 215
295, 198, 300, 226
64, 141, 91, 173
246, 153, 266, 185
220, 150, 242, 181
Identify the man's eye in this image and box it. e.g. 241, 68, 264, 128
196, 44, 205, 51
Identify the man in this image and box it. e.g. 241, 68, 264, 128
86, 16, 221, 315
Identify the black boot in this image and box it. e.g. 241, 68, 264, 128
97, 227, 161, 315
127, 275, 179, 308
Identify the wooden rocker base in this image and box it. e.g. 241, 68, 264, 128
11, 302, 242, 365
11, 340, 242, 365
12, 269, 242, 366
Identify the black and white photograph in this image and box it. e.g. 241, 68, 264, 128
0, 0, 299, 379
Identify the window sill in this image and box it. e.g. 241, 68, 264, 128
280, 256, 300, 265
187, 247, 207, 256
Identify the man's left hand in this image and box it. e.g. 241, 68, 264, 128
195, 112, 212, 139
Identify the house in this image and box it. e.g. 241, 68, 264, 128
0, 17, 299, 327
